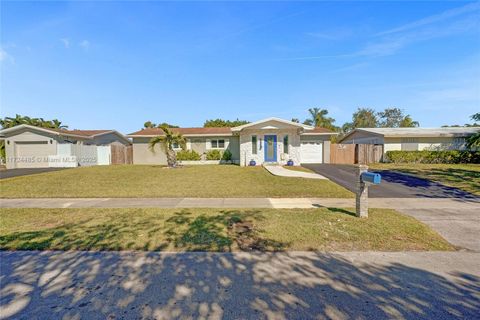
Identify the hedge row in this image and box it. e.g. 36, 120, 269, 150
176, 149, 233, 161
385, 150, 480, 164
176, 150, 201, 161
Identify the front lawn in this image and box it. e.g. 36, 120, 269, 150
370, 163, 480, 196
0, 208, 453, 251
0, 165, 352, 198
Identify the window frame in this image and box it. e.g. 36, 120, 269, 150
283, 135, 289, 154
209, 139, 227, 150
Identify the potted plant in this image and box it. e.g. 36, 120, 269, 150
249, 159, 256, 166
287, 159, 294, 166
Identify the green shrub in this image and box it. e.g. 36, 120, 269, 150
222, 149, 232, 161
176, 150, 201, 161
385, 150, 480, 164
206, 149, 222, 160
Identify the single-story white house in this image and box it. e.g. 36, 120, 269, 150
0, 124, 131, 169
339, 127, 480, 154
128, 117, 336, 166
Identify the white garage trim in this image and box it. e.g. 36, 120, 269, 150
300, 141, 323, 164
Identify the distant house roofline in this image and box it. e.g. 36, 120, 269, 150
339, 127, 480, 143
0, 124, 130, 144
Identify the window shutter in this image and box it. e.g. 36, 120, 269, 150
224, 139, 229, 149
206, 139, 211, 149
186, 139, 191, 150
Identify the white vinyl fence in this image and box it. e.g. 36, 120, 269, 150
97, 146, 111, 165
49, 143, 111, 167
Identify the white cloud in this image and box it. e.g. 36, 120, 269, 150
282, 3, 480, 61
60, 38, 70, 48
0, 48, 14, 64
79, 40, 90, 50
355, 7, 480, 57
376, 2, 480, 36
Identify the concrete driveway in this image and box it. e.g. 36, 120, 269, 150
303, 164, 477, 199
0, 168, 69, 179
1, 251, 479, 319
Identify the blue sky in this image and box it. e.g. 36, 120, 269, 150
1, 1, 479, 133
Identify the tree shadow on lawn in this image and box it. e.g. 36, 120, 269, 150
1, 250, 479, 319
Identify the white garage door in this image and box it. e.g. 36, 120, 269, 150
301, 141, 323, 163
15, 141, 51, 168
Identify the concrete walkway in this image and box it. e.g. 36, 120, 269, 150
2, 197, 479, 210
263, 165, 327, 179
1, 251, 479, 319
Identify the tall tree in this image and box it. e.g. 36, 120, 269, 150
378, 107, 419, 128
148, 126, 187, 167
204, 119, 249, 127
314, 109, 337, 130
0, 114, 68, 129
399, 115, 420, 128
143, 121, 179, 129
343, 108, 378, 130
302, 108, 338, 130
303, 108, 321, 126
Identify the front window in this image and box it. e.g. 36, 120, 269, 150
283, 135, 289, 154
210, 139, 225, 149
172, 142, 180, 149
252, 136, 257, 154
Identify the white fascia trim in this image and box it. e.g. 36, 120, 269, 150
0, 124, 92, 140
301, 132, 338, 136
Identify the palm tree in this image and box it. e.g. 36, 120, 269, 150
399, 115, 420, 128
303, 108, 321, 126
148, 126, 187, 167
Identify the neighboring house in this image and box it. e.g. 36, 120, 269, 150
0, 124, 130, 169
339, 127, 480, 154
128, 117, 336, 166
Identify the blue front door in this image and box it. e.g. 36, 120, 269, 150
264, 135, 277, 162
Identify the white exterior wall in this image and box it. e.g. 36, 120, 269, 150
384, 142, 402, 153
384, 137, 466, 153
239, 129, 301, 166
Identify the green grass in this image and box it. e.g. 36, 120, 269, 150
282, 165, 315, 173
370, 163, 480, 196
0, 165, 352, 198
0, 207, 454, 251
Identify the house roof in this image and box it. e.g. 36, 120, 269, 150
0, 124, 130, 143
231, 117, 313, 132
340, 127, 480, 142
128, 127, 233, 137
129, 117, 337, 137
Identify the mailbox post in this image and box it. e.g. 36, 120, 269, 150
356, 165, 369, 218
356, 165, 382, 218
